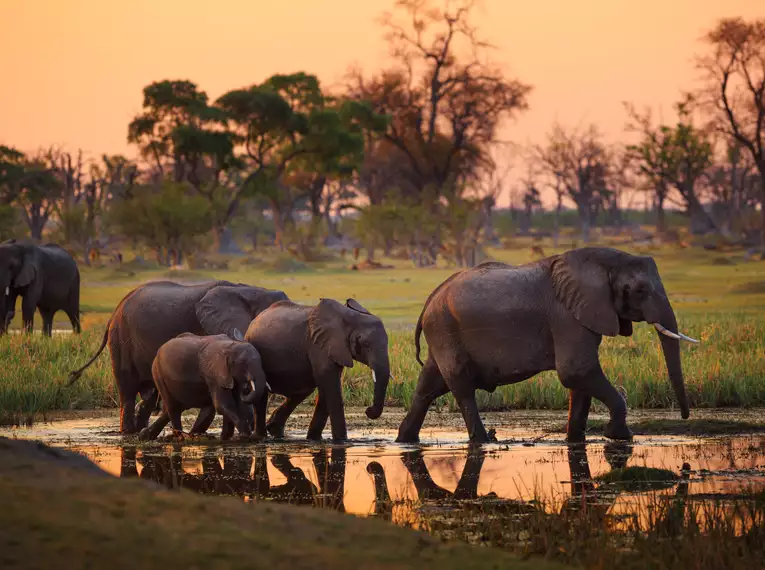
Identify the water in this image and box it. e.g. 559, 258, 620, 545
4, 413, 764, 529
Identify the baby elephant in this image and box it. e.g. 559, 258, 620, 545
138, 330, 267, 441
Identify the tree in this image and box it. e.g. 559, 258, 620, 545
128, 80, 236, 251
217, 73, 380, 250
110, 181, 212, 265
537, 123, 608, 242
347, 0, 530, 203
625, 101, 714, 234
696, 17, 765, 245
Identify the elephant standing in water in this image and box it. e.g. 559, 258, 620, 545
139, 332, 268, 441
398, 247, 699, 444
68, 281, 288, 434
0, 240, 80, 335
245, 298, 392, 442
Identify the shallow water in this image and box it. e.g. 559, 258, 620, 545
4, 412, 765, 530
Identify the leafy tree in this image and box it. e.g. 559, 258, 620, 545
696, 17, 765, 245
109, 181, 212, 265
625, 101, 714, 234
217, 73, 382, 250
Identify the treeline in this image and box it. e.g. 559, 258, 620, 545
1, 3, 764, 267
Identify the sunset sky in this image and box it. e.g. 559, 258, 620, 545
1, 0, 764, 204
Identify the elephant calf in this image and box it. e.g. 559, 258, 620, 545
138, 331, 267, 441
245, 298, 392, 442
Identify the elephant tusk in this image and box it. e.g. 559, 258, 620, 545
4, 287, 8, 295
266, 381, 272, 392
653, 323, 700, 343
390, 374, 396, 382
371, 370, 376, 384
250, 379, 257, 394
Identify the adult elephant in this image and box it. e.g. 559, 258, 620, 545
245, 298, 391, 442
0, 239, 80, 335
68, 280, 288, 434
397, 247, 699, 444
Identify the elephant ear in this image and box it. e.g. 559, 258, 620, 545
551, 250, 620, 337
13, 251, 36, 288
308, 299, 354, 368
199, 342, 234, 390
346, 298, 371, 315
195, 286, 258, 338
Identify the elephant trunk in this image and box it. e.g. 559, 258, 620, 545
654, 300, 691, 420
241, 359, 268, 405
366, 354, 390, 420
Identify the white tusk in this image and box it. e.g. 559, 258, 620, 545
390, 374, 396, 382
372, 370, 376, 384
4, 287, 8, 295
653, 323, 700, 343
250, 380, 257, 394
265, 381, 272, 392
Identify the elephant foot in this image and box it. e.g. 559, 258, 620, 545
170, 430, 188, 442
603, 421, 633, 441
266, 422, 286, 439
487, 428, 497, 442
395, 433, 420, 444
137, 428, 154, 442
306, 432, 324, 442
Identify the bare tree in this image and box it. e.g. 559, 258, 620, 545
696, 17, 765, 245
537, 123, 607, 243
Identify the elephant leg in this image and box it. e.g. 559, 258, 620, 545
316, 375, 347, 442
21, 296, 36, 333
396, 359, 448, 443
452, 387, 490, 444
266, 389, 314, 438
566, 389, 592, 443
66, 309, 81, 334
166, 401, 186, 438
254, 394, 268, 438
581, 370, 631, 441
139, 410, 171, 441
221, 417, 235, 440
215, 392, 251, 439
118, 384, 139, 435
190, 406, 216, 435
135, 385, 159, 431
307, 393, 329, 441
39, 308, 54, 337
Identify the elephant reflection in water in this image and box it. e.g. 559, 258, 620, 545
120, 446, 347, 510
368, 444, 691, 521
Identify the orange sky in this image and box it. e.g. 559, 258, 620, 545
1, 0, 764, 203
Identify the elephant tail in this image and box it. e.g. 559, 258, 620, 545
67, 325, 109, 384
414, 270, 464, 367
67, 285, 140, 385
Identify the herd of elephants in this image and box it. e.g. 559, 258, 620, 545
0, 238, 699, 444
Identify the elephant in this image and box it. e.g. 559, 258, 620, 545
397, 247, 699, 444
0, 239, 81, 335
138, 330, 268, 441
68, 280, 288, 434
244, 298, 392, 442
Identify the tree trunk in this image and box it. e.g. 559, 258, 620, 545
214, 226, 242, 254
553, 196, 562, 247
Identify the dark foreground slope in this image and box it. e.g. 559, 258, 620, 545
0, 437, 561, 570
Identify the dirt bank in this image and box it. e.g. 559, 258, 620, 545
0, 436, 563, 570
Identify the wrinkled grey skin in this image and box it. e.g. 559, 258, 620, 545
245, 298, 391, 442
68, 280, 288, 434
138, 332, 268, 441
0, 239, 80, 336
398, 247, 692, 444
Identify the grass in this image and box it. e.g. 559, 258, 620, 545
404, 485, 765, 570
0, 436, 564, 570
2, 240, 765, 421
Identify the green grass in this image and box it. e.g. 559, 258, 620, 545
2, 241, 765, 421
0, 436, 563, 570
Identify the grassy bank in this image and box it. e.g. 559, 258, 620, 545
0, 437, 562, 570
2, 243, 765, 421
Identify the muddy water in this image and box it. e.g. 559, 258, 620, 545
3, 411, 765, 532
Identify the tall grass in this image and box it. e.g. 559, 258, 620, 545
2, 309, 764, 424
